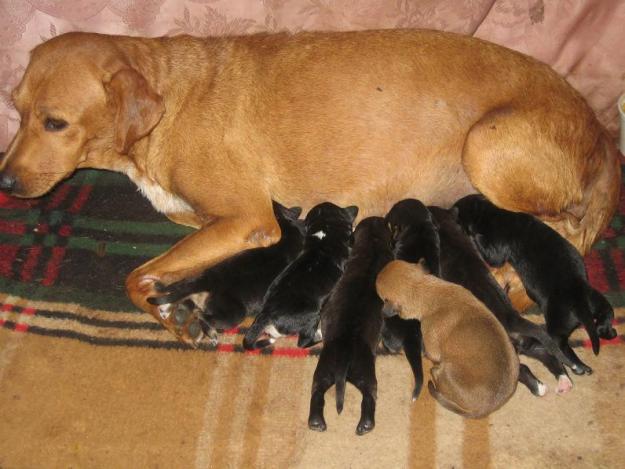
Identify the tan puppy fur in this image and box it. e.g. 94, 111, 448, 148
0, 30, 619, 342
376, 260, 519, 418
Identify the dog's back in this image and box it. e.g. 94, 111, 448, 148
377, 260, 519, 418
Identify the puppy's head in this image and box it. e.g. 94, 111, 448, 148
375, 260, 426, 306
304, 202, 358, 243
386, 198, 434, 239
452, 194, 491, 236
0, 33, 164, 198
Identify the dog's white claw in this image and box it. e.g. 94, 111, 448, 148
556, 374, 573, 395
536, 381, 548, 397
158, 304, 172, 320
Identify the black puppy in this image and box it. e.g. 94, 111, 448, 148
383, 199, 441, 400
147, 201, 305, 344
428, 205, 574, 395
454, 194, 616, 376
242, 202, 358, 350
308, 217, 393, 435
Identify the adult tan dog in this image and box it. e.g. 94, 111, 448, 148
0, 29, 619, 344
376, 260, 519, 418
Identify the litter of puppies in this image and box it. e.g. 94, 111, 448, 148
148, 196, 615, 433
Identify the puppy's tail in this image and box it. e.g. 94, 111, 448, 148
576, 300, 601, 356
242, 315, 272, 350
334, 343, 351, 414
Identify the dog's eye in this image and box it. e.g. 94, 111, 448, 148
44, 117, 68, 132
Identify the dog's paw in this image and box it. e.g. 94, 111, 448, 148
556, 374, 573, 395
535, 381, 548, 397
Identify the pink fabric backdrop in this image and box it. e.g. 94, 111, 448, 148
1, 0, 624, 151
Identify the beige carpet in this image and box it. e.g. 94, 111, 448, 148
0, 306, 623, 468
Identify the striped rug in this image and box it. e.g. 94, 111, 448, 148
1, 168, 624, 467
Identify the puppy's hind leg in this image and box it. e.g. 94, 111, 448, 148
308, 347, 336, 432
518, 338, 573, 395
402, 320, 424, 400
588, 287, 617, 340
518, 364, 547, 397
350, 346, 377, 435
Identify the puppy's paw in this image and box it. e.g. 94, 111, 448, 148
356, 418, 375, 435
556, 374, 573, 395
308, 415, 327, 432
535, 381, 548, 397
570, 362, 592, 376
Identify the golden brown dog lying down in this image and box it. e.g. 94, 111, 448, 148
0, 29, 620, 344
376, 260, 519, 418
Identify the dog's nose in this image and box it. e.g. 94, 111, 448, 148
0, 171, 16, 192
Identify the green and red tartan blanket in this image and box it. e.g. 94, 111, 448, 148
1, 168, 624, 354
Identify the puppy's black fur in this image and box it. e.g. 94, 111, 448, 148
383, 199, 441, 400
242, 202, 358, 350
147, 202, 305, 340
308, 217, 393, 435
428, 205, 574, 395
454, 194, 616, 375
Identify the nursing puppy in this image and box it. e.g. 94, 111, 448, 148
454, 194, 616, 375
382, 198, 441, 399
242, 202, 357, 350
308, 217, 393, 435
428, 206, 574, 394
147, 202, 305, 344
376, 260, 519, 418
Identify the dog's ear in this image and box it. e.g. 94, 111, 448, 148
105, 68, 165, 155
344, 205, 359, 223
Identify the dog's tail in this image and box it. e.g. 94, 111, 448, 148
334, 342, 351, 414
242, 315, 272, 350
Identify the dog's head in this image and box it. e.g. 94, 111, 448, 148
0, 33, 164, 197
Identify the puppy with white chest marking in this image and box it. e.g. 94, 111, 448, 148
308, 216, 393, 435
381, 199, 441, 400
376, 260, 519, 418
454, 194, 617, 376
242, 202, 358, 350
147, 202, 305, 344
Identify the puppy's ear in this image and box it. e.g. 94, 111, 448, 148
344, 205, 359, 223
449, 206, 459, 221
105, 69, 165, 155
288, 206, 303, 219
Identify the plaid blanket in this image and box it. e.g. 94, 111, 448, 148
1, 168, 624, 353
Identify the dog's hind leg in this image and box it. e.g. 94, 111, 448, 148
308, 348, 336, 432
518, 363, 547, 397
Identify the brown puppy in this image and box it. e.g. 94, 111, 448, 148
0, 30, 619, 343
376, 260, 519, 418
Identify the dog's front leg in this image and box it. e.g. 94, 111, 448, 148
126, 214, 281, 346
